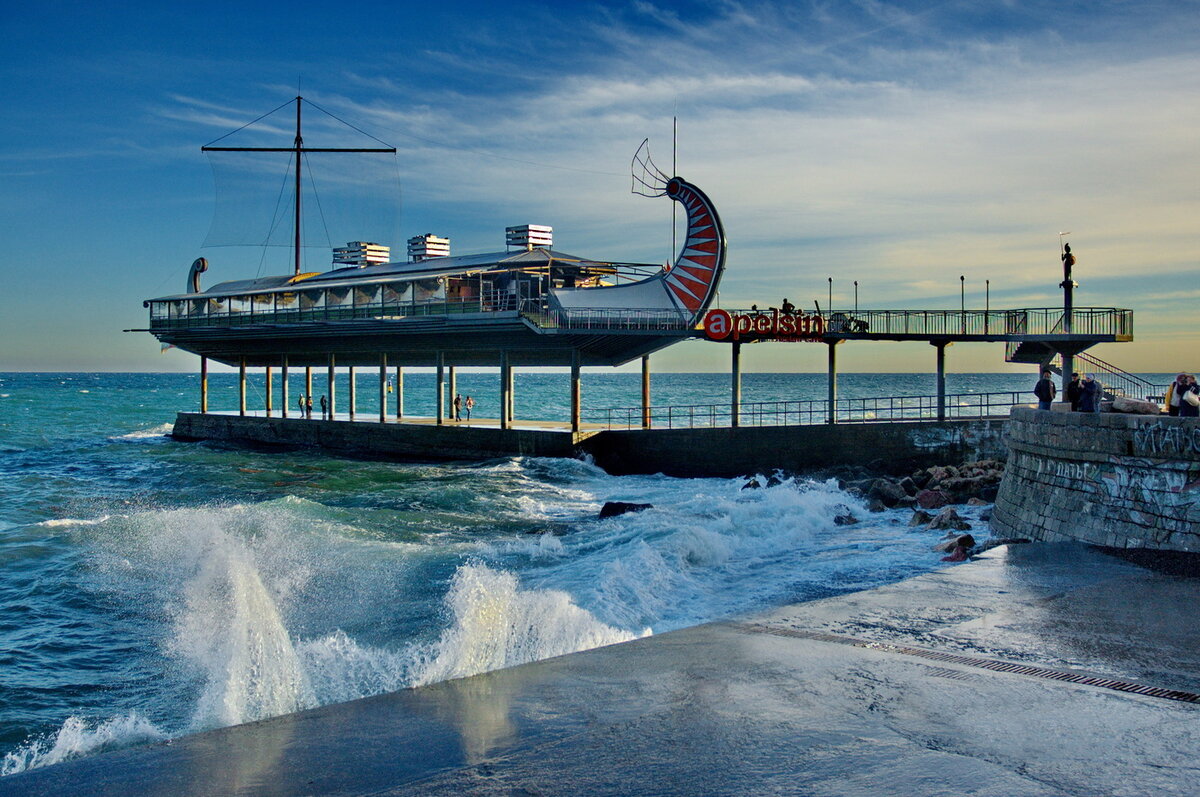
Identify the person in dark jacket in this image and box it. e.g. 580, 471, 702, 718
1180, 375, 1200, 418
1065, 373, 1084, 411
1034, 369, 1057, 410
1078, 374, 1100, 413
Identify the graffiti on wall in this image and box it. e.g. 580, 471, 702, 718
1133, 421, 1200, 458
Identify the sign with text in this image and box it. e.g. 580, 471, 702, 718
703, 308, 826, 342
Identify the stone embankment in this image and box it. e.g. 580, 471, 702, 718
991, 407, 1200, 552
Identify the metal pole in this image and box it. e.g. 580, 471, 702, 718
641, 354, 651, 429
379, 353, 387, 423
436, 352, 445, 426
239, 357, 246, 416
935, 342, 948, 421
305, 366, 312, 407
854, 281, 858, 314
281, 356, 289, 418
570, 349, 581, 434
395, 365, 403, 419
200, 356, 208, 414
348, 366, 356, 418
500, 351, 510, 430
827, 277, 832, 315
985, 280, 990, 334
826, 342, 837, 424
265, 366, 273, 416
731, 341, 742, 428
507, 363, 515, 423
448, 365, 457, 420
294, 96, 302, 277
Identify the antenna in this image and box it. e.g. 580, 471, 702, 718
671, 114, 678, 260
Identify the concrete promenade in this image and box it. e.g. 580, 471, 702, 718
7, 543, 1198, 796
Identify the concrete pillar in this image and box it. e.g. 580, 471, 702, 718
327, 354, 336, 419
500, 351, 511, 430
571, 349, 581, 433
641, 354, 651, 429
436, 352, 445, 426
506, 362, 515, 423
305, 367, 312, 408
348, 366, 357, 418
934, 341, 949, 422
448, 365, 457, 420
281, 356, 289, 418
239, 357, 246, 416
200, 356, 208, 414
379, 354, 388, 423
1061, 353, 1075, 403
731, 342, 742, 428
265, 366, 273, 416
826, 342, 838, 425
395, 365, 403, 419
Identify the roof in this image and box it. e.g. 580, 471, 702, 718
150, 248, 657, 301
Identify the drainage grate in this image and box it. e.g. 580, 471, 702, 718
734, 623, 1200, 704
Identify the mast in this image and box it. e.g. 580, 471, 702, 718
202, 96, 397, 278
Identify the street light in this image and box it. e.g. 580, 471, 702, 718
959, 275, 965, 313
854, 280, 858, 314
827, 277, 832, 315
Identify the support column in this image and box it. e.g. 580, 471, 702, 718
239, 357, 246, 416
200, 356, 208, 414
731, 342, 742, 428
395, 365, 403, 419
826, 341, 838, 425
570, 349, 581, 434
934, 341, 949, 421
348, 366, 357, 418
641, 354, 651, 429
379, 354, 388, 423
500, 351, 511, 430
1061, 353, 1075, 404
305, 366, 312, 411
327, 354, 336, 419
281, 356, 289, 418
506, 362, 515, 424
435, 352, 445, 426
265, 367, 273, 416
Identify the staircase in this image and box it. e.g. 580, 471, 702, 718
1005, 341, 1159, 401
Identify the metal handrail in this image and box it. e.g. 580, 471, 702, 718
589, 391, 1029, 430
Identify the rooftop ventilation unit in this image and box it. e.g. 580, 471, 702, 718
505, 224, 552, 251
407, 234, 450, 262
333, 241, 390, 268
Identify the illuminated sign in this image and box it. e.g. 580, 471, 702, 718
703, 308, 826, 342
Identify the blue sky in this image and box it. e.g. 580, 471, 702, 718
1, 0, 1196, 373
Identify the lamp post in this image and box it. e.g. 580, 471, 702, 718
960, 275, 966, 334
827, 277, 832, 315
854, 280, 858, 314
985, 279, 990, 334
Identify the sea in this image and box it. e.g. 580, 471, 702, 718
0, 370, 1176, 776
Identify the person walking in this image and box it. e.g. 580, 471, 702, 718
1165, 373, 1188, 416
1078, 374, 1100, 413
453, 392, 462, 422
464, 395, 474, 421
1065, 373, 1084, 412
298, 393, 306, 416
1034, 369, 1057, 410
1180, 375, 1200, 418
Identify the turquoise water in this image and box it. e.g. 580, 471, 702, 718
0, 371, 1171, 774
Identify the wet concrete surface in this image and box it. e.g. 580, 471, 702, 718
6, 543, 1199, 796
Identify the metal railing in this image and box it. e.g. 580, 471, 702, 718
528, 307, 694, 332
1052, 352, 1165, 401
810, 307, 1131, 338
589, 391, 1028, 430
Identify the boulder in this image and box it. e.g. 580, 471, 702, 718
599, 501, 653, 519
1112, 396, 1161, 415
966, 497, 989, 507
867, 498, 889, 513
979, 485, 999, 502
833, 510, 859, 526
868, 478, 908, 507
925, 465, 958, 486
929, 507, 972, 531
915, 489, 950, 510
909, 510, 934, 527
898, 477, 919, 496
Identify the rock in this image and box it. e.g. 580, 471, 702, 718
867, 497, 888, 513
929, 507, 972, 531
833, 510, 858, 526
980, 485, 999, 502
966, 497, 989, 507
925, 465, 959, 486
979, 509, 992, 522
898, 477, 918, 496
909, 510, 934, 527
599, 501, 653, 519
741, 476, 762, 490
894, 495, 916, 509
1112, 396, 1161, 415
868, 478, 908, 507
915, 489, 950, 510
912, 469, 932, 489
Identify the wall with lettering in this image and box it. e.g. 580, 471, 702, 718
991, 408, 1200, 551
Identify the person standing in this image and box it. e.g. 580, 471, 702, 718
306, 395, 313, 419
298, 393, 306, 416
319, 394, 327, 419
1078, 374, 1100, 413
1065, 373, 1084, 412
1165, 373, 1188, 416
1034, 369, 1057, 410
1180, 375, 1200, 418
453, 392, 462, 422
464, 395, 474, 421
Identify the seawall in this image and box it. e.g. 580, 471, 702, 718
172, 413, 1008, 478
992, 407, 1200, 551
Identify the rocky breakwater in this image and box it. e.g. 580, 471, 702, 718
991, 407, 1200, 552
